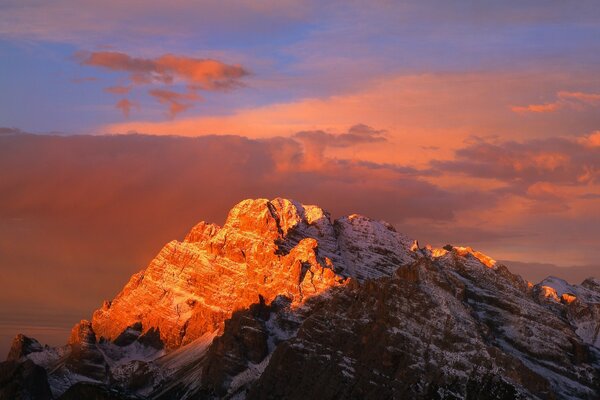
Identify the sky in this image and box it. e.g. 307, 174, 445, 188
1, 0, 600, 355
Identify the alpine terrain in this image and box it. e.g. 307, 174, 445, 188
2, 198, 599, 400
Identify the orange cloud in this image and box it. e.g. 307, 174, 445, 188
115, 99, 138, 118
430, 133, 600, 208
104, 72, 600, 151
579, 131, 600, 148
78, 51, 248, 89
78, 51, 248, 118
148, 89, 202, 118
104, 85, 131, 95
511, 103, 560, 113
290, 124, 387, 168
557, 91, 600, 104
511, 90, 600, 114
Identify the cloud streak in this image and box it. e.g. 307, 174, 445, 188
78, 51, 248, 89
511, 91, 600, 114
104, 86, 131, 95
293, 124, 386, 166
115, 99, 138, 118
148, 89, 202, 118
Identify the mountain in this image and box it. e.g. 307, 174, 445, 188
500, 260, 600, 287
1, 198, 599, 399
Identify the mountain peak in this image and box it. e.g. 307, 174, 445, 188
4, 198, 599, 400
6, 334, 43, 362
91, 198, 352, 350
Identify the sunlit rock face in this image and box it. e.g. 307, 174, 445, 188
535, 276, 600, 349
91, 198, 415, 350
2, 198, 600, 400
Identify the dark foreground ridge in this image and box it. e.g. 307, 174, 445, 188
2, 198, 600, 399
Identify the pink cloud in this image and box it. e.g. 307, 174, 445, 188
115, 99, 138, 118
103, 72, 600, 172
78, 51, 248, 89
148, 89, 202, 118
77, 51, 248, 117
432, 134, 599, 186
511, 103, 560, 113
104, 85, 131, 95
579, 131, 600, 148
511, 91, 600, 114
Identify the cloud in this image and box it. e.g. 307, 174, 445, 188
579, 193, 600, 200
427, 133, 600, 221
115, 99, 138, 118
77, 51, 248, 89
579, 131, 600, 148
511, 103, 560, 113
511, 91, 600, 114
148, 89, 202, 118
104, 85, 131, 95
71, 76, 98, 84
432, 134, 600, 189
0, 0, 314, 47
292, 124, 386, 166
0, 127, 24, 136
103, 72, 600, 170
77, 51, 248, 117
294, 124, 386, 148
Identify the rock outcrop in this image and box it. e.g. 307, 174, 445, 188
6, 334, 43, 362
0, 359, 52, 400
65, 320, 107, 381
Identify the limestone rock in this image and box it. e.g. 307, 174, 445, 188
6, 198, 600, 400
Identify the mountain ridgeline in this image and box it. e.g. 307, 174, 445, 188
2, 198, 600, 399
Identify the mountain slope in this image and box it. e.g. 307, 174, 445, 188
1, 198, 599, 399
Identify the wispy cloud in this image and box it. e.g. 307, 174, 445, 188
511, 91, 600, 114
77, 51, 248, 89
148, 89, 202, 118
104, 85, 131, 95
115, 98, 138, 118
71, 76, 99, 84
579, 131, 600, 148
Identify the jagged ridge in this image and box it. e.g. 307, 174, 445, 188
1, 198, 599, 400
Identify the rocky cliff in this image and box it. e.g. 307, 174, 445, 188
1, 198, 599, 399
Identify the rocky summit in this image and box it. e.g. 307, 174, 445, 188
1, 198, 600, 399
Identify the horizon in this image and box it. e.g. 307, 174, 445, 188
1, 0, 600, 365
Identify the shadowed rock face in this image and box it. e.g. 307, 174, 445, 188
2, 198, 600, 399
6, 334, 43, 362
65, 320, 108, 381
57, 382, 131, 400
0, 359, 52, 400
200, 295, 272, 397
246, 258, 559, 400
